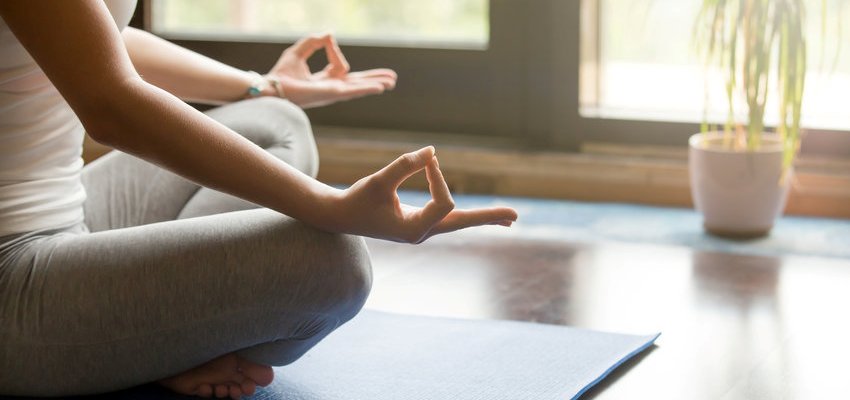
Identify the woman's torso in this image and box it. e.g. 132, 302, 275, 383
0, 0, 137, 236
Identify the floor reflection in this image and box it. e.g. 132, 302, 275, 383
363, 229, 850, 399
689, 251, 783, 399
364, 231, 583, 321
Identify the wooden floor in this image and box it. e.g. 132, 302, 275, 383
362, 229, 850, 400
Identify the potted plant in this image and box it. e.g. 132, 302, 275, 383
690, 0, 809, 237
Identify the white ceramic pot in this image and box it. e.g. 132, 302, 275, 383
688, 132, 792, 238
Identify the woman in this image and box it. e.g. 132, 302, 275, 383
0, 1, 517, 398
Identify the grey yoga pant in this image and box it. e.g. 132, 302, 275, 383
0, 97, 373, 397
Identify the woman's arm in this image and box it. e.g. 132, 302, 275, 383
121, 27, 260, 104
0, 2, 335, 228
0, 1, 516, 243
122, 28, 398, 108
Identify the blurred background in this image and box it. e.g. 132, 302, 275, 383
116, 0, 850, 218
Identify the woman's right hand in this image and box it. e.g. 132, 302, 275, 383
267, 33, 397, 109
326, 146, 518, 244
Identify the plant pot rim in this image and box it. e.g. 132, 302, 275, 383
689, 131, 784, 154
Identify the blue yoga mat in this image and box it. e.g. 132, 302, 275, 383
0, 310, 658, 399
256, 310, 659, 400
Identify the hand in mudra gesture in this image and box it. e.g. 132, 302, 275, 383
268, 34, 517, 241
332, 146, 518, 244
268, 33, 397, 109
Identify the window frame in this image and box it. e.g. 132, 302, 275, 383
139, 0, 850, 158
576, 0, 850, 158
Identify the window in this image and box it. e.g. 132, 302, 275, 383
582, 0, 850, 131
144, 0, 535, 144
150, 0, 489, 49
141, 0, 847, 157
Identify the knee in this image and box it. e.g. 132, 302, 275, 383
266, 222, 373, 320
239, 97, 312, 148
206, 96, 315, 151
318, 233, 373, 321
246, 97, 319, 177
249, 97, 312, 135
249, 217, 372, 321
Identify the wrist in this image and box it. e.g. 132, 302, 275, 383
244, 71, 286, 100
305, 184, 347, 233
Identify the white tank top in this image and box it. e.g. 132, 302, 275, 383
0, 0, 136, 236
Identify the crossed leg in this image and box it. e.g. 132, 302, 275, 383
2, 98, 369, 398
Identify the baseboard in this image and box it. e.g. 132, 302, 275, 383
314, 126, 850, 219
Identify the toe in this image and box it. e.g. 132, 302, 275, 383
197, 383, 213, 398
229, 384, 243, 399
241, 380, 257, 396
236, 357, 275, 386
215, 384, 229, 398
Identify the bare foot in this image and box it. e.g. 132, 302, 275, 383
158, 353, 274, 399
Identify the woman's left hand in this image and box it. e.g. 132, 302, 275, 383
267, 33, 397, 109
323, 146, 518, 244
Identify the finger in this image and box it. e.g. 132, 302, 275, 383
427, 157, 453, 205
427, 207, 519, 237
345, 74, 397, 90
376, 146, 435, 190
334, 81, 386, 100
290, 84, 384, 110
298, 81, 387, 109
322, 34, 350, 77
290, 34, 329, 60
313, 67, 396, 87
347, 69, 398, 89
347, 68, 398, 81
420, 157, 454, 225
490, 220, 514, 227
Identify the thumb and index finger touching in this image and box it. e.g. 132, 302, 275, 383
291, 33, 350, 77
376, 147, 518, 235
378, 146, 436, 190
